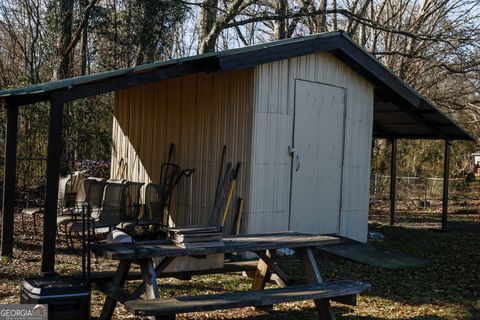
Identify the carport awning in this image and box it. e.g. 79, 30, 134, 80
373, 97, 471, 140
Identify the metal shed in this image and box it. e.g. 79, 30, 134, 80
0, 31, 474, 274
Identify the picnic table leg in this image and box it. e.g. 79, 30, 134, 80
251, 249, 273, 290
251, 249, 274, 311
139, 259, 175, 320
100, 260, 132, 320
131, 257, 176, 299
296, 247, 336, 320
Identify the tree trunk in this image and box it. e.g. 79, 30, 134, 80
274, 0, 287, 40
198, 0, 218, 53
332, 0, 337, 30
52, 0, 74, 80
318, 0, 327, 32
134, 0, 158, 65
80, 0, 89, 75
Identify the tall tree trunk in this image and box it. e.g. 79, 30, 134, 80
80, 0, 88, 75
332, 0, 337, 30
198, 0, 218, 53
274, 0, 287, 40
319, 0, 327, 32
52, 0, 74, 80
134, 0, 158, 66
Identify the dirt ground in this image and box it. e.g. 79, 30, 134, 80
1, 205, 479, 319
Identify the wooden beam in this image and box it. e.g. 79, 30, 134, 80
372, 122, 392, 139
0, 105, 18, 257
49, 61, 213, 105
373, 90, 451, 141
442, 141, 451, 231
390, 138, 397, 226
40, 101, 64, 275
4, 93, 50, 107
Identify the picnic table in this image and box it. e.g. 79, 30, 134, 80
90, 232, 370, 320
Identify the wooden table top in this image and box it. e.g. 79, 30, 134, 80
91, 232, 341, 260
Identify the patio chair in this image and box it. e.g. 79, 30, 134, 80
57, 177, 106, 237
21, 176, 71, 235
117, 181, 144, 233
135, 183, 168, 238
68, 181, 129, 247
64, 171, 86, 207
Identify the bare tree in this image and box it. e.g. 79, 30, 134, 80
51, 0, 98, 80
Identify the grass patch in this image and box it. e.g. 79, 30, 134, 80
0, 211, 479, 319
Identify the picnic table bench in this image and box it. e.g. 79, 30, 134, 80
90, 232, 370, 320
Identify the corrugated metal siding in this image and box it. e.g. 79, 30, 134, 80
112, 70, 254, 229
250, 52, 374, 242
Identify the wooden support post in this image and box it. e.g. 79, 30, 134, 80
442, 141, 451, 232
40, 101, 64, 275
0, 105, 18, 258
389, 138, 397, 226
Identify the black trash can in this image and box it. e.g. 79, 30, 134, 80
21, 276, 91, 320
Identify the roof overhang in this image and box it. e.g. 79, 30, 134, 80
0, 31, 474, 141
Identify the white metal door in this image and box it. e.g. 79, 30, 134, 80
289, 80, 346, 235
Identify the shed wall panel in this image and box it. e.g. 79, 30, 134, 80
250, 52, 374, 242
112, 69, 254, 230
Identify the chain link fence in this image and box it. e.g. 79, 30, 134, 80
370, 173, 480, 212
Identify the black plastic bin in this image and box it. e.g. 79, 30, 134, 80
21, 276, 91, 320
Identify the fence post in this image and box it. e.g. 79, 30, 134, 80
442, 141, 451, 231
424, 178, 427, 210
389, 138, 397, 226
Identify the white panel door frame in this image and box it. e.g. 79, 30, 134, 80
288, 79, 347, 235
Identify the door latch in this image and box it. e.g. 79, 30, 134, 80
288, 146, 296, 155
288, 146, 300, 171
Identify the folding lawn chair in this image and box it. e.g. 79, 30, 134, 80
22, 176, 71, 235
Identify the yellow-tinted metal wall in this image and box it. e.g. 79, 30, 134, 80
112, 70, 254, 229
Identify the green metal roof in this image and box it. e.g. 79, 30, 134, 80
0, 33, 333, 99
